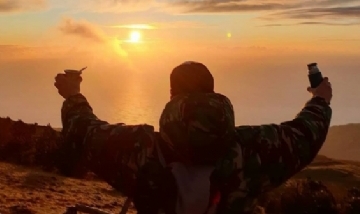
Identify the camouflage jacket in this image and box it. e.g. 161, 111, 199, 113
59, 93, 332, 214
213, 96, 332, 213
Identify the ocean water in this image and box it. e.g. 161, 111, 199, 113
1, 63, 360, 131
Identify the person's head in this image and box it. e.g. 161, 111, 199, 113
170, 61, 214, 99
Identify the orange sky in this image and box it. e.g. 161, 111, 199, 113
1, 0, 360, 60
1, 0, 360, 127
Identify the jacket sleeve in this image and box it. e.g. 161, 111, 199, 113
58, 93, 156, 195
217, 96, 332, 213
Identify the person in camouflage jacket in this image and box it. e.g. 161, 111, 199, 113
54, 61, 332, 214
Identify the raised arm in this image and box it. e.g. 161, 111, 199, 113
54, 73, 156, 196
237, 96, 331, 189
217, 78, 332, 213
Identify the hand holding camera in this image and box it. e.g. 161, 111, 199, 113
307, 63, 332, 105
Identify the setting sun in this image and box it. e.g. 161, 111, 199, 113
129, 31, 142, 43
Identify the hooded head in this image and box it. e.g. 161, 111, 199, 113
160, 61, 235, 165
170, 61, 214, 99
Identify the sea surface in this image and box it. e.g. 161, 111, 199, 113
1, 64, 360, 130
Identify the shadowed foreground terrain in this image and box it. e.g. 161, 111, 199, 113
0, 117, 135, 213
1, 156, 360, 214
0, 162, 136, 214
256, 155, 360, 214
1, 117, 360, 213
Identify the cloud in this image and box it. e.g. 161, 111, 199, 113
108, 24, 157, 29
170, 0, 298, 13
0, 0, 46, 13
57, 0, 360, 17
58, 18, 107, 43
269, 5, 360, 20
297, 21, 359, 26
57, 18, 130, 57
157, 20, 217, 28
107, 21, 215, 29
245, 0, 360, 25
168, 0, 360, 27
169, 0, 360, 22
313, 0, 360, 7
261, 21, 360, 27
65, 0, 301, 14
66, 0, 156, 13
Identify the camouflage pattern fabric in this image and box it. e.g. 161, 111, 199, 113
60, 94, 157, 196
212, 96, 332, 214
159, 93, 235, 165
59, 93, 331, 214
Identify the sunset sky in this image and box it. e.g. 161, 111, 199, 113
2, 0, 360, 61
1, 0, 360, 127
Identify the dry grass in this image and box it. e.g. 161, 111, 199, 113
255, 155, 360, 214
0, 162, 134, 214
1, 159, 360, 214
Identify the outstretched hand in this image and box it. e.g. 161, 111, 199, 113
54, 73, 82, 99
307, 77, 332, 104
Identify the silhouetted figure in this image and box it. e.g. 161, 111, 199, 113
54, 61, 332, 214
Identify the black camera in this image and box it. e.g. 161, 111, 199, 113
307, 63, 323, 88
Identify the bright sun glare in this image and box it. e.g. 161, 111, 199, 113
129, 31, 141, 43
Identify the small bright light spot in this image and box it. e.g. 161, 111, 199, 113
227, 33, 232, 38
129, 31, 141, 43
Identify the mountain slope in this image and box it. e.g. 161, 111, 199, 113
320, 123, 360, 161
